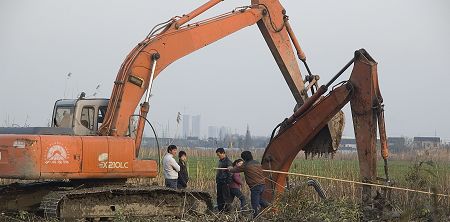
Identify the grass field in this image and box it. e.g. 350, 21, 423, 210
1, 147, 449, 221
138, 147, 450, 221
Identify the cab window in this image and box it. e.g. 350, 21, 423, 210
81, 106, 95, 130
97, 106, 107, 129
54, 106, 74, 128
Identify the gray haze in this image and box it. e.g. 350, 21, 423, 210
1, 0, 449, 139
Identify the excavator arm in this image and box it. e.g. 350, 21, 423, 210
98, 0, 317, 151
261, 49, 389, 202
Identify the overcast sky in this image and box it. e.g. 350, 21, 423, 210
1, 0, 449, 140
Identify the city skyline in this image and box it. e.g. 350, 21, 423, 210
147, 114, 450, 142
150, 113, 257, 139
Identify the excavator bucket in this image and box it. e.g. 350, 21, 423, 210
303, 111, 345, 156
329, 111, 346, 151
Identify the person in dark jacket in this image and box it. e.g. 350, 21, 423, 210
177, 151, 189, 189
230, 159, 246, 211
215, 148, 233, 212
229, 151, 269, 218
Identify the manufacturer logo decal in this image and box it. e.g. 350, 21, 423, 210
45, 143, 69, 164
98, 152, 128, 169
98, 153, 108, 161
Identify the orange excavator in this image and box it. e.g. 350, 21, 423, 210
0, 0, 389, 219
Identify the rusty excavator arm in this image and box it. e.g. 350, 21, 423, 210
98, 0, 322, 154
98, 4, 267, 139
261, 49, 389, 202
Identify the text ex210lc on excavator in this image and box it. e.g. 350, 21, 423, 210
0, 0, 389, 220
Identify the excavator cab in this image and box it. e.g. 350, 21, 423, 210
52, 98, 109, 136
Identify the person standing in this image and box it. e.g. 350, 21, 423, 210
229, 159, 247, 211
215, 148, 233, 212
163, 145, 180, 189
228, 151, 269, 218
177, 151, 189, 189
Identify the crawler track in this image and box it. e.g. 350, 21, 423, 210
0, 181, 72, 212
40, 186, 213, 220
0, 182, 213, 220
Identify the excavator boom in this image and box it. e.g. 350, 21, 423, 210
99, 1, 308, 137
99, 7, 265, 138
98, 0, 341, 159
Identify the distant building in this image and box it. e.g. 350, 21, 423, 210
443, 139, 450, 148
340, 138, 357, 149
244, 125, 252, 149
413, 137, 441, 149
219, 126, 229, 140
387, 137, 407, 152
187, 136, 199, 140
208, 126, 218, 139
339, 138, 357, 153
182, 114, 190, 138
141, 133, 271, 149
340, 137, 412, 152
191, 115, 201, 138
142, 137, 173, 147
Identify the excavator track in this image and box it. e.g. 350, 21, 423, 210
39, 185, 213, 220
0, 181, 72, 212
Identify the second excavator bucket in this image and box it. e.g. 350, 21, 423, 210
303, 111, 345, 157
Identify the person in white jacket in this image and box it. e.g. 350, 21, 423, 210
163, 145, 180, 189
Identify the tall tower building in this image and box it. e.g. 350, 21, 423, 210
208, 126, 218, 139
191, 115, 201, 138
219, 126, 231, 141
244, 124, 252, 149
182, 114, 190, 138
219, 126, 227, 140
